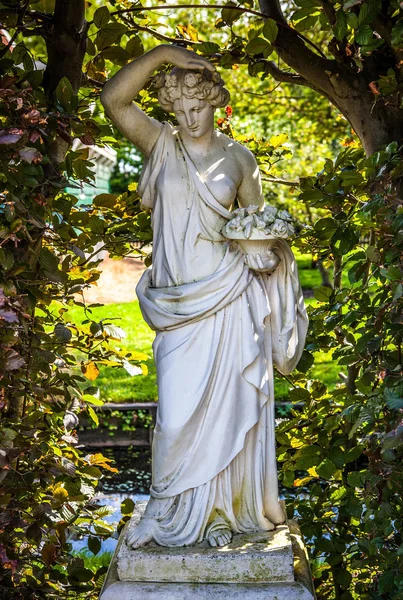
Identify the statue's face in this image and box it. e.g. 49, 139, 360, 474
173, 97, 214, 138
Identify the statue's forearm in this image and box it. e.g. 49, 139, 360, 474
101, 45, 169, 111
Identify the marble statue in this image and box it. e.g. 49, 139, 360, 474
100, 44, 308, 550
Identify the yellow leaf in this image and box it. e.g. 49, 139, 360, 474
308, 466, 319, 478
128, 182, 137, 191
269, 133, 288, 148
141, 363, 148, 376
129, 350, 149, 361
290, 438, 304, 449
82, 361, 100, 380
293, 476, 313, 487
53, 486, 69, 502
89, 453, 118, 473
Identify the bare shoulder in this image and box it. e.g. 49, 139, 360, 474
216, 132, 258, 174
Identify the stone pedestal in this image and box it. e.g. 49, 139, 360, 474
100, 502, 315, 599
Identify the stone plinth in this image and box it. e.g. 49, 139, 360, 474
100, 503, 316, 600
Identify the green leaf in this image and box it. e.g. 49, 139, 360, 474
317, 459, 338, 479
262, 18, 278, 43
296, 351, 314, 373
391, 20, 403, 46
345, 445, 364, 463
282, 470, 295, 487
295, 445, 320, 469
289, 387, 311, 402
314, 217, 338, 239
102, 47, 130, 65
334, 10, 348, 40
69, 567, 94, 583
121, 498, 135, 515
347, 471, 366, 487
87, 405, 99, 426
198, 42, 221, 54
378, 571, 396, 594
82, 394, 104, 406
358, 0, 381, 26
88, 536, 101, 555
40, 247, 59, 273
126, 35, 144, 59
92, 194, 118, 208
385, 386, 403, 410
55, 76, 75, 112
346, 12, 359, 28
222, 3, 242, 25
355, 24, 373, 45
333, 568, 352, 588
314, 286, 333, 302
88, 215, 105, 234
245, 37, 270, 55
94, 6, 110, 29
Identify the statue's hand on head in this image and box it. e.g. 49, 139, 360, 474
165, 46, 216, 73
245, 250, 280, 274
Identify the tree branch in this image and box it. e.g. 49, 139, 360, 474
259, 0, 338, 98
257, 0, 285, 23
262, 176, 299, 186
260, 60, 310, 87
110, 3, 266, 21
129, 24, 199, 45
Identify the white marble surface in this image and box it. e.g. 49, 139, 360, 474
99, 506, 315, 600
101, 44, 308, 549
100, 581, 315, 599
117, 504, 294, 584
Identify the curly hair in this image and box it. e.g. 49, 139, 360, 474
152, 67, 230, 113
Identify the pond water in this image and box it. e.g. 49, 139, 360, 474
72, 447, 152, 554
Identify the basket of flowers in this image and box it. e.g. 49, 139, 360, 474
222, 205, 295, 272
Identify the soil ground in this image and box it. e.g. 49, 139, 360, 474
83, 254, 146, 305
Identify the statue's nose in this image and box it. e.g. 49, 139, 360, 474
185, 113, 195, 127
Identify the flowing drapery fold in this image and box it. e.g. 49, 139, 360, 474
135, 123, 308, 545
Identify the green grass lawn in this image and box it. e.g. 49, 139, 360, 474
66, 254, 342, 403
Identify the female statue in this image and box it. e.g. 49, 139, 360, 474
101, 45, 308, 549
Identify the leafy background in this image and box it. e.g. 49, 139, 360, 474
0, 0, 402, 598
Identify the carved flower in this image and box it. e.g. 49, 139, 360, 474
152, 72, 166, 89
246, 205, 260, 215
253, 215, 266, 230
165, 74, 178, 88
262, 211, 277, 225
231, 208, 247, 218
169, 87, 182, 101
184, 72, 202, 87
227, 216, 243, 231
270, 219, 290, 238
241, 215, 254, 227
277, 209, 293, 222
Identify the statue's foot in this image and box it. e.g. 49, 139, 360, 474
126, 518, 155, 549
207, 527, 232, 548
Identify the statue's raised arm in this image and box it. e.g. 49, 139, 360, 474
100, 45, 215, 156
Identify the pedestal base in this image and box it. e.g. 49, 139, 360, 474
100, 502, 315, 599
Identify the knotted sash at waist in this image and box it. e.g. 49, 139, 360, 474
136, 246, 253, 332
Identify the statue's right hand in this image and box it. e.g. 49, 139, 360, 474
164, 45, 215, 73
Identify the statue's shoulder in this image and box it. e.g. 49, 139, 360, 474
220, 134, 258, 180
216, 130, 257, 166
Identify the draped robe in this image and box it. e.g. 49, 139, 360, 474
135, 123, 308, 546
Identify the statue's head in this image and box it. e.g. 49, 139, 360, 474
153, 68, 230, 138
